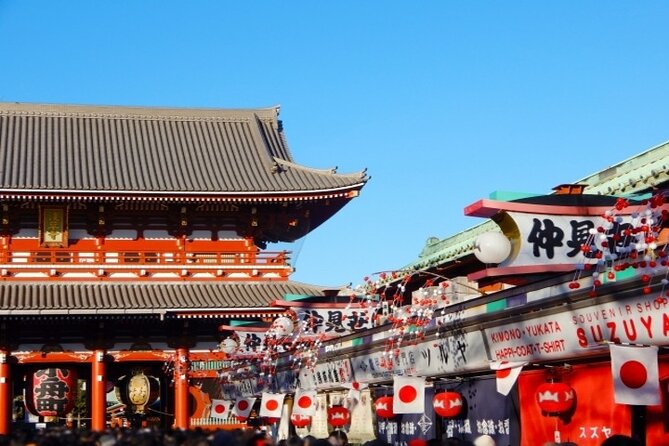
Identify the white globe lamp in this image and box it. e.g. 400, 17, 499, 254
272, 316, 295, 336
474, 232, 512, 264
219, 337, 239, 354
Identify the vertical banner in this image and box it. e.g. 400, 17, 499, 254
439, 376, 518, 445
519, 363, 631, 445
347, 389, 377, 445
377, 387, 436, 446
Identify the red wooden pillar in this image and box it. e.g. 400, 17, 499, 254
0, 350, 10, 435
173, 347, 190, 429
91, 350, 107, 432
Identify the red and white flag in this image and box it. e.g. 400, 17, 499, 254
393, 376, 425, 414
210, 399, 232, 419
610, 344, 660, 405
259, 392, 286, 418
491, 361, 526, 396
292, 389, 317, 416
233, 397, 256, 419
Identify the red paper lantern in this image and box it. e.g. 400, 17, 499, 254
327, 406, 350, 427
374, 396, 394, 418
291, 413, 312, 428
433, 391, 463, 418
536, 382, 575, 414
25, 368, 78, 417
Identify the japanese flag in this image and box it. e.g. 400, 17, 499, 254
260, 392, 286, 418
393, 376, 425, 414
233, 397, 256, 419
491, 360, 526, 396
292, 389, 317, 416
610, 344, 660, 405
210, 399, 232, 419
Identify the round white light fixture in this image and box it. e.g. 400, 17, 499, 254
219, 337, 239, 354
474, 232, 512, 264
272, 316, 295, 336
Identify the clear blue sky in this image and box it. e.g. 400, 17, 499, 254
1, 1, 668, 286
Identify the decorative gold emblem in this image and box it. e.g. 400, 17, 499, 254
39, 206, 68, 247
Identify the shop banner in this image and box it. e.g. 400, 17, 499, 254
234, 330, 284, 356
351, 331, 488, 383
484, 291, 669, 363
501, 212, 636, 267
294, 307, 374, 334
221, 377, 259, 399
377, 387, 436, 446
439, 376, 518, 446
518, 363, 631, 445
298, 358, 354, 390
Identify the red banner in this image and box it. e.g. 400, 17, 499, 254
519, 362, 630, 445
645, 357, 669, 443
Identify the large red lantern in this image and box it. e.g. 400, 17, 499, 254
374, 396, 394, 418
433, 391, 463, 418
25, 368, 78, 417
291, 413, 312, 428
327, 406, 350, 427
536, 382, 575, 414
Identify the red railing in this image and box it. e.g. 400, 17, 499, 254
0, 249, 290, 267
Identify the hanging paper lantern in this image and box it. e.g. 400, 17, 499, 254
265, 417, 280, 424
114, 371, 160, 415
272, 316, 294, 336
327, 406, 350, 427
433, 391, 463, 418
291, 413, 312, 428
374, 396, 394, 418
25, 368, 78, 417
219, 337, 239, 355
536, 382, 575, 414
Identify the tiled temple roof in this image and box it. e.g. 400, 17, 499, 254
0, 280, 338, 315
0, 103, 367, 196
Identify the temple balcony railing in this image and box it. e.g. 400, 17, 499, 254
0, 248, 291, 281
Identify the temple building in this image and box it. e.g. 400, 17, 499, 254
0, 103, 368, 433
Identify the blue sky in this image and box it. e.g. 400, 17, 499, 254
1, 1, 668, 286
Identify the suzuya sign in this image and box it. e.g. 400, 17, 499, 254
485, 288, 669, 363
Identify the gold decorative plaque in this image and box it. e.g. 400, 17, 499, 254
39, 206, 68, 247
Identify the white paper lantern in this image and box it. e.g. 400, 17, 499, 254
474, 232, 512, 264
219, 337, 238, 354
272, 316, 294, 336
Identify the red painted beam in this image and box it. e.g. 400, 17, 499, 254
465, 199, 669, 217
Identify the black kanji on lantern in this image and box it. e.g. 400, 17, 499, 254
33, 369, 73, 416
527, 218, 564, 259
